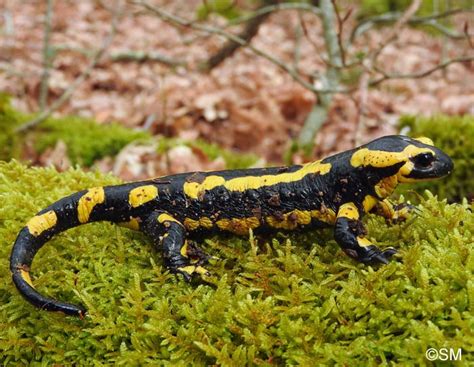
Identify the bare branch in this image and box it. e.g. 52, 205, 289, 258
134, 0, 347, 94
331, 0, 352, 67
226, 2, 321, 26
204, 0, 275, 71
39, 0, 54, 111
369, 56, 474, 86
298, 0, 343, 148
371, 0, 421, 64
110, 50, 185, 67
351, 8, 474, 42
15, 1, 121, 133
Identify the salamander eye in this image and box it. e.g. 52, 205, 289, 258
413, 152, 434, 167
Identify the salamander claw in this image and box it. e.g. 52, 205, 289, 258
357, 245, 397, 265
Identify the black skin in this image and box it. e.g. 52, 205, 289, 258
10, 135, 453, 317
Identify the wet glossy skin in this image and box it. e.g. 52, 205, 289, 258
10, 135, 453, 317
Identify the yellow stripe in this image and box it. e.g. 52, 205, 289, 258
26, 210, 57, 237
157, 213, 180, 225
362, 195, 378, 213
20, 270, 34, 288
129, 185, 158, 208
118, 217, 141, 230
414, 137, 434, 146
266, 209, 312, 230
183, 161, 332, 199
310, 208, 337, 225
338, 202, 359, 220
78, 187, 105, 223
183, 217, 214, 231
216, 217, 260, 235
356, 236, 373, 247
350, 145, 434, 168
180, 240, 189, 257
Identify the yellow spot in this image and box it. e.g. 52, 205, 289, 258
362, 195, 379, 213
129, 185, 158, 208
178, 265, 209, 276
184, 217, 214, 231
183, 161, 332, 199
199, 217, 214, 229
414, 137, 434, 146
20, 270, 34, 288
374, 175, 399, 198
118, 217, 140, 231
266, 209, 312, 230
78, 187, 105, 223
357, 236, 373, 247
338, 202, 359, 220
157, 213, 181, 225
27, 210, 57, 237
180, 240, 189, 257
310, 208, 337, 225
184, 218, 200, 231
350, 145, 435, 168
216, 217, 260, 235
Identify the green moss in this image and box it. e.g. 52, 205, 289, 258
0, 94, 24, 161
0, 96, 150, 166
358, 0, 472, 18
0, 160, 472, 365
398, 114, 474, 201
157, 137, 259, 169
33, 117, 149, 166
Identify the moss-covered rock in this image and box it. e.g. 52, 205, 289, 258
0, 160, 472, 365
398, 114, 474, 201
0, 96, 149, 166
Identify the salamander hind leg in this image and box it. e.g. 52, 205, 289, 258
335, 203, 397, 265
141, 211, 210, 281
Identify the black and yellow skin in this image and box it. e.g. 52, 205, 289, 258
10, 135, 453, 317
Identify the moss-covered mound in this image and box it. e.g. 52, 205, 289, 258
399, 114, 474, 201
0, 95, 149, 165
157, 137, 259, 170
0, 160, 472, 365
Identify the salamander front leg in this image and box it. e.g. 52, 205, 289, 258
335, 203, 397, 265
141, 211, 210, 281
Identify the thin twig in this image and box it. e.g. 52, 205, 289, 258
297, 11, 329, 67
351, 8, 474, 42
39, 0, 54, 111
371, 0, 421, 65
369, 56, 474, 86
134, 0, 346, 94
226, 2, 321, 26
110, 50, 185, 67
15, 1, 121, 133
204, 0, 275, 71
331, 0, 352, 67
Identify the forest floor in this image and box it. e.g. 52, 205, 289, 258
0, 0, 473, 173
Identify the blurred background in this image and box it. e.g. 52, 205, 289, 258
0, 0, 472, 198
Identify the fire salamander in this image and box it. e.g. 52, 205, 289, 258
10, 135, 453, 317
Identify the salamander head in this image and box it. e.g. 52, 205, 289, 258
351, 135, 453, 183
